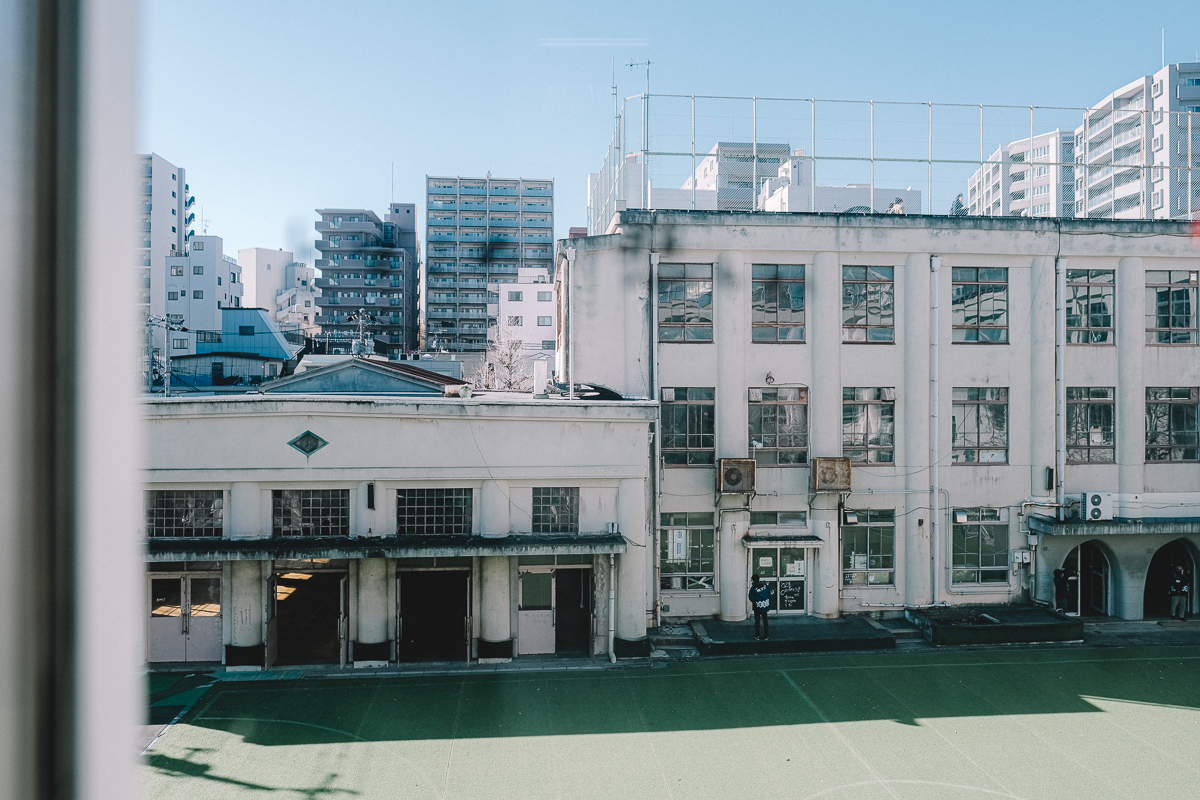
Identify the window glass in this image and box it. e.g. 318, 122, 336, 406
532, 487, 579, 533
658, 263, 714, 342
1146, 387, 1199, 462
1065, 269, 1114, 343
842, 509, 895, 586
748, 387, 808, 465
751, 264, 805, 342
145, 490, 224, 538
661, 387, 716, 465
397, 488, 473, 535
660, 512, 716, 591
952, 387, 1008, 463
1067, 387, 1114, 462
842, 266, 894, 342
952, 267, 1008, 342
1145, 270, 1199, 344
952, 508, 1010, 583
842, 387, 895, 463
272, 489, 350, 537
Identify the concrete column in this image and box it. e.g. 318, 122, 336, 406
228, 482, 262, 539
480, 480, 510, 535
716, 250, 747, 458
353, 558, 389, 665
479, 556, 512, 658
810, 251, 843, 617
1029, 257, 1057, 497
1116, 257, 1145, 497
226, 560, 263, 667
718, 510, 750, 621
615, 477, 649, 655
903, 253, 932, 606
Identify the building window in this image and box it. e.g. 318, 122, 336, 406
952, 387, 1008, 463
1067, 387, 1115, 463
952, 267, 1008, 342
191, 240, 202, 250
239, 325, 254, 336
842, 388, 895, 463
1146, 270, 1199, 344
952, 508, 1010, 583
171, 338, 187, 349
749, 511, 807, 526
396, 488, 473, 535
167, 291, 178, 301
749, 387, 808, 465
193, 265, 203, 275
1066, 269, 1115, 343
536, 316, 552, 326
271, 489, 350, 537
537, 291, 552, 302
145, 489, 223, 538
751, 263, 805, 342
193, 290, 203, 300
842, 266, 894, 342
541, 340, 555, 350
661, 387, 716, 465
1146, 387, 1199, 462
659, 512, 716, 591
170, 265, 184, 276
842, 509, 895, 586
658, 262, 714, 342
507, 316, 523, 326
508, 291, 523, 301
532, 487, 579, 533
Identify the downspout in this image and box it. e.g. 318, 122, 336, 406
566, 247, 576, 400
1055, 257, 1067, 520
608, 553, 617, 663
650, 251, 661, 626
929, 255, 940, 606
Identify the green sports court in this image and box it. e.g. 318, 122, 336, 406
144, 646, 1200, 799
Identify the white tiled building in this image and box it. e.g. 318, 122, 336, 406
163, 235, 243, 334
489, 266, 557, 353
966, 131, 1076, 218
238, 247, 320, 334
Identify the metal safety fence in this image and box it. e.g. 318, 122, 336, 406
588, 93, 1200, 234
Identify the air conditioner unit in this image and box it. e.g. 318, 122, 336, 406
811, 457, 852, 493
717, 458, 756, 494
1081, 491, 1113, 521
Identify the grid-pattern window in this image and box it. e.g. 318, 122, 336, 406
842, 509, 895, 586
145, 490, 223, 538
842, 388, 895, 463
951, 267, 1008, 342
842, 266, 894, 342
397, 488, 473, 535
1066, 269, 1115, 343
749, 387, 808, 465
272, 489, 350, 537
660, 512, 716, 591
532, 487, 579, 534
1146, 387, 1199, 462
749, 511, 808, 526
1067, 387, 1115, 463
1146, 270, 1199, 344
661, 387, 716, 465
952, 387, 1008, 463
751, 264, 805, 342
658, 263, 714, 341
952, 508, 1009, 584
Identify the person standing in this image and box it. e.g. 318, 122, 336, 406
1053, 569, 1070, 613
749, 574, 772, 640
1169, 564, 1191, 621
949, 193, 967, 216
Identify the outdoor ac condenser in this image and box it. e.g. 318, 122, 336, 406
1081, 491, 1113, 521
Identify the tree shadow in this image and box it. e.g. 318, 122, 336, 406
147, 746, 359, 796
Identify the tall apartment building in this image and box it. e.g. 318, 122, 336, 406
313, 204, 420, 357
1074, 62, 1200, 220
966, 131, 1076, 218
162, 236, 243, 358
238, 247, 320, 334
137, 153, 194, 353
425, 176, 554, 351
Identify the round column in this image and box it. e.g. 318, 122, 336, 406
353, 557, 388, 665
809, 250, 842, 618
479, 555, 512, 659
615, 477, 649, 656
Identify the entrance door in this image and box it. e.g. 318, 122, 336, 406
518, 570, 555, 654
1062, 542, 1110, 617
555, 568, 592, 655
338, 575, 349, 668
149, 577, 186, 662
186, 576, 223, 661
1144, 539, 1195, 618
274, 571, 345, 665
397, 570, 470, 662
148, 574, 223, 662
750, 548, 807, 613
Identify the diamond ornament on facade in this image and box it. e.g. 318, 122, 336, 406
288, 430, 328, 456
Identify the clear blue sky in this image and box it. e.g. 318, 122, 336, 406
139, 0, 1200, 261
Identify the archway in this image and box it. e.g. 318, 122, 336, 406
1143, 539, 1196, 619
1060, 540, 1111, 616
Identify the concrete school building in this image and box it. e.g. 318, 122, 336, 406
557, 209, 1200, 625
141, 359, 656, 668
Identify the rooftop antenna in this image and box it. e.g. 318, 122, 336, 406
612, 57, 618, 125
1162, 29, 1165, 69
391, 162, 394, 206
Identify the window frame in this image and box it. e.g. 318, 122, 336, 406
396, 487, 473, 535
1066, 387, 1115, 463
841, 387, 896, 464
951, 387, 1009, 464
748, 386, 808, 466
532, 487, 579, 534
1145, 387, 1199, 462
951, 267, 1009, 343
1065, 269, 1115, 344
951, 507, 1010, 584
659, 512, 717, 592
145, 489, 224, 538
841, 509, 896, 586
751, 263, 805, 343
271, 489, 350, 538
658, 262, 714, 342
661, 387, 716, 466
841, 265, 895, 343
1145, 270, 1199, 344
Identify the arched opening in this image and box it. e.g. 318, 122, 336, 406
1059, 540, 1111, 616
1143, 539, 1196, 619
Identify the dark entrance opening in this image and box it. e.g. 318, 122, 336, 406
1062, 542, 1110, 617
1144, 539, 1195, 619
398, 570, 469, 662
555, 568, 591, 655
275, 572, 342, 665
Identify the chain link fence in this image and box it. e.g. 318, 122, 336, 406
588, 93, 1200, 234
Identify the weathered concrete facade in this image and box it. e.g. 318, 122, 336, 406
558, 211, 1200, 622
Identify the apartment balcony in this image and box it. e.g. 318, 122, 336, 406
523, 234, 552, 243
489, 218, 519, 227
460, 201, 486, 210
490, 248, 520, 258
489, 233, 518, 243
316, 220, 381, 236
459, 186, 486, 195
488, 264, 518, 274
426, 263, 458, 273
428, 233, 457, 242
459, 217, 485, 226
427, 200, 457, 211
522, 187, 553, 197
427, 186, 458, 195
522, 202, 553, 211
458, 232, 486, 242
488, 186, 519, 196
521, 219, 553, 227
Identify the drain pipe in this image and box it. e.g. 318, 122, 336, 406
608, 553, 617, 663
929, 255, 941, 606
650, 251, 661, 626
1055, 257, 1067, 520
567, 247, 577, 400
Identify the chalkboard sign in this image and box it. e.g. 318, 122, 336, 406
779, 579, 805, 611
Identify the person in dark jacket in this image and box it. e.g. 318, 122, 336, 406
1053, 569, 1069, 613
749, 574, 772, 640
1169, 564, 1191, 621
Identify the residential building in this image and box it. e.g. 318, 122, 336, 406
558, 209, 1200, 624
238, 247, 320, 334
756, 149, 923, 214
136, 153, 193, 351
141, 362, 655, 667
967, 131, 1076, 218
162, 235, 243, 333
681, 141, 791, 212
425, 175, 554, 352
489, 266, 557, 353
1074, 62, 1200, 220
313, 204, 420, 357
167, 307, 304, 390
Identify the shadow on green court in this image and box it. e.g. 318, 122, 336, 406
176, 646, 1200, 748
147, 747, 359, 797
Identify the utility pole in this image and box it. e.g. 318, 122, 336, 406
144, 314, 188, 395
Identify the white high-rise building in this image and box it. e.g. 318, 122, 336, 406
238, 247, 320, 334
162, 236, 243, 347
136, 153, 193, 350
966, 131, 1076, 218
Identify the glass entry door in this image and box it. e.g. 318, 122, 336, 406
749, 548, 807, 613
148, 574, 222, 662
518, 570, 555, 654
